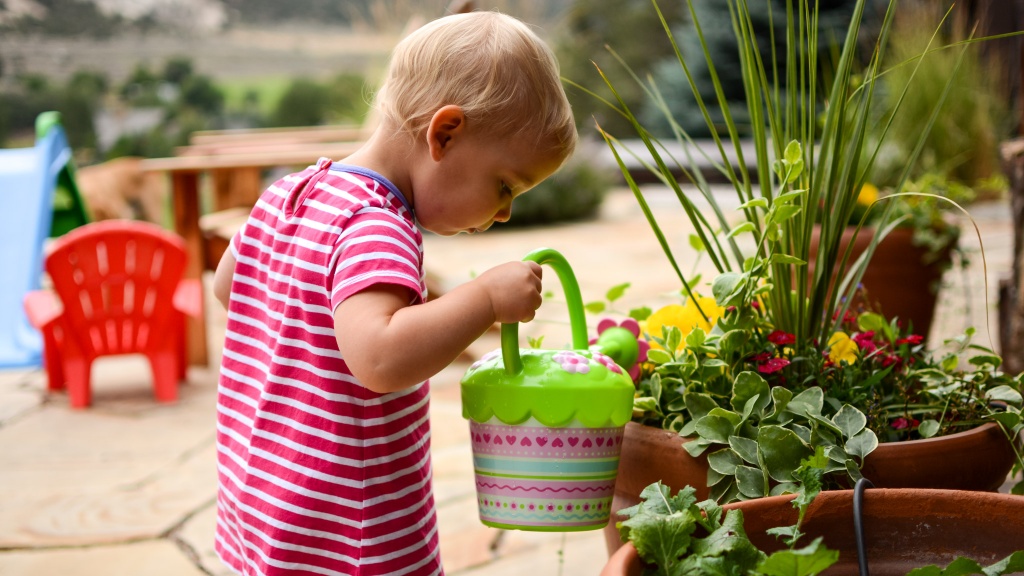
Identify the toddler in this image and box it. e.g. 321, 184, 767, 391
211, 11, 576, 576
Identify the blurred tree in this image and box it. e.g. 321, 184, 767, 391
641, 0, 859, 138
162, 57, 195, 87
326, 73, 369, 123
271, 78, 330, 127
180, 75, 225, 116
554, 0, 688, 138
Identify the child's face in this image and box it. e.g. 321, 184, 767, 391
413, 128, 564, 236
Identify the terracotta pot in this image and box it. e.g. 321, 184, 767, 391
808, 226, 952, 340
603, 422, 1017, 556
861, 422, 1017, 491
602, 488, 1024, 576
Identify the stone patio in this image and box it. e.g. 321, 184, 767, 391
0, 188, 1016, 575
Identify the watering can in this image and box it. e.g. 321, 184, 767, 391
460, 248, 639, 532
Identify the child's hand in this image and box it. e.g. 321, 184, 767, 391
475, 261, 544, 324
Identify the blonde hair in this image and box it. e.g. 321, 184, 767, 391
375, 11, 576, 159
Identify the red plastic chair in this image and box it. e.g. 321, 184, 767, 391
23, 220, 201, 408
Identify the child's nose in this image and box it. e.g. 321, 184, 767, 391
494, 207, 512, 222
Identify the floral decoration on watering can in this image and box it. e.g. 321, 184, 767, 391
461, 248, 639, 532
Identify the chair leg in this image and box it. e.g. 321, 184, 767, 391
64, 357, 93, 409
41, 332, 64, 392
149, 349, 179, 403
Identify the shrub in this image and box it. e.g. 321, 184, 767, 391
503, 141, 616, 227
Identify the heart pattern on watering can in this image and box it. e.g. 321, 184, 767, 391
473, 429, 623, 451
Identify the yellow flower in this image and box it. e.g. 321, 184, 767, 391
827, 332, 859, 364
644, 295, 723, 351
857, 183, 879, 207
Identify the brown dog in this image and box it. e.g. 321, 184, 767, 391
76, 157, 166, 224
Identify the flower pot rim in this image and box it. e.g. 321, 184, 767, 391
873, 421, 1005, 451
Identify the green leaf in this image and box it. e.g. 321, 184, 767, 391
690, 509, 767, 569
685, 392, 720, 421
788, 387, 824, 419
647, 349, 673, 365
771, 253, 807, 266
766, 387, 794, 421
918, 419, 941, 438
584, 301, 606, 314
774, 189, 805, 204
757, 537, 839, 576
628, 306, 652, 321
707, 448, 744, 475
758, 426, 814, 483
696, 414, 736, 444
983, 550, 1024, 576
688, 234, 705, 252
605, 282, 630, 303
684, 327, 706, 348
987, 412, 1022, 430
739, 198, 769, 210
783, 140, 802, 164
969, 354, 1003, 369
684, 437, 713, 457
857, 312, 887, 332
735, 465, 767, 499
727, 221, 757, 238
907, 557, 984, 576
768, 204, 802, 224
986, 385, 1023, 406
831, 405, 867, 439
845, 428, 880, 459
712, 272, 745, 306
729, 435, 760, 465
731, 371, 771, 415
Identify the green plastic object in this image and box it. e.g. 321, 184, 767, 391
36, 111, 89, 237
460, 248, 635, 428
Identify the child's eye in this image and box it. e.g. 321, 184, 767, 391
499, 182, 513, 197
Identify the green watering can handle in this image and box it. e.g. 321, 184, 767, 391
501, 248, 589, 375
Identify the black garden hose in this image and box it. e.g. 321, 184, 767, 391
853, 477, 875, 576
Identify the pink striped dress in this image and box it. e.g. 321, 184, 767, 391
214, 158, 443, 576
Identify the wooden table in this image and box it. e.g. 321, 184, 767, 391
141, 141, 362, 367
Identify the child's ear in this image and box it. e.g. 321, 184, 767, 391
426, 105, 466, 161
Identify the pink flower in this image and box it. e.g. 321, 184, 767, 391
590, 318, 650, 383
758, 357, 790, 374
767, 330, 796, 346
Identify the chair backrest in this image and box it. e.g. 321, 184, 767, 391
0, 123, 70, 368
45, 220, 188, 357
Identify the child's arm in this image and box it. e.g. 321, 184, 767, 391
213, 250, 237, 310
334, 261, 542, 394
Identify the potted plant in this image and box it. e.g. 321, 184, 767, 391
575, 0, 1024, 554
601, 477, 1024, 576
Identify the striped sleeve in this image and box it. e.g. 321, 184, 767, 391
329, 206, 424, 310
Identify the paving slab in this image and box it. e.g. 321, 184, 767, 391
0, 540, 207, 576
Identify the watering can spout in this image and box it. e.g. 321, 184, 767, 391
592, 327, 640, 373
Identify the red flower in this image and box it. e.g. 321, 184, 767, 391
751, 300, 761, 310
758, 357, 790, 374
896, 334, 924, 346
751, 352, 772, 363
767, 330, 796, 346
891, 417, 920, 430
881, 354, 902, 368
